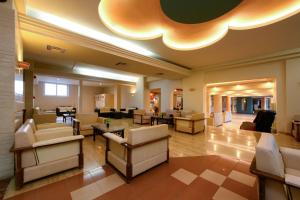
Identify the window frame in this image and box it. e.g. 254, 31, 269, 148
44, 82, 69, 97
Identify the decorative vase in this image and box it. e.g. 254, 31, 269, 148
106, 123, 110, 128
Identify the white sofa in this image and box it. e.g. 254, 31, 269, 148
12, 122, 84, 189
26, 119, 74, 140
251, 133, 300, 200
103, 124, 170, 181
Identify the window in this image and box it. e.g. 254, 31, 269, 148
15, 80, 23, 95
44, 83, 68, 96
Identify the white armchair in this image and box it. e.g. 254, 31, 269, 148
103, 124, 170, 181
133, 109, 152, 124
12, 122, 84, 189
251, 133, 300, 200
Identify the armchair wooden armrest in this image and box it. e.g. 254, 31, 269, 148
73, 119, 80, 135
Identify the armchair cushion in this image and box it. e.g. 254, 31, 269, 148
280, 147, 300, 172
256, 133, 285, 178
127, 124, 168, 145
33, 135, 83, 165
103, 132, 126, 144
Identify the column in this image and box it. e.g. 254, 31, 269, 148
78, 80, 83, 113
226, 96, 231, 112
261, 97, 266, 110
0, 1, 16, 179
24, 67, 34, 119
114, 84, 121, 110
134, 76, 145, 109
213, 95, 222, 113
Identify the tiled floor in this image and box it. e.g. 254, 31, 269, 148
4, 118, 300, 199
5, 156, 258, 200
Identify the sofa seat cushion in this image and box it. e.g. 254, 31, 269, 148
37, 123, 67, 130
80, 124, 94, 131
285, 173, 300, 188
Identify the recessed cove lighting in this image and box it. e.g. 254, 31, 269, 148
26, 7, 155, 57
73, 66, 139, 83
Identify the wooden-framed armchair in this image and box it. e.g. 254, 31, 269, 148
103, 124, 170, 182
133, 109, 152, 124
12, 123, 84, 189
250, 133, 300, 200
174, 113, 205, 134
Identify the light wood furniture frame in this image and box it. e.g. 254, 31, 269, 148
174, 117, 205, 135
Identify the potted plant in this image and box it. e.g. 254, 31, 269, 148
104, 118, 112, 128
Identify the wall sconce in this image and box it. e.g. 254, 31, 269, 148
16, 61, 30, 72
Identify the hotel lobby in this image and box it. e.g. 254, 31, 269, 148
1, 0, 300, 199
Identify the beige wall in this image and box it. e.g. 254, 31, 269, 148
34, 82, 79, 110
148, 80, 182, 112
81, 86, 103, 113
120, 85, 136, 108
181, 60, 300, 133
285, 58, 300, 124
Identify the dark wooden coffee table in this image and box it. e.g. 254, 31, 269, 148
92, 124, 125, 141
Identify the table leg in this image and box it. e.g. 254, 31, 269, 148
121, 129, 124, 138
93, 128, 96, 141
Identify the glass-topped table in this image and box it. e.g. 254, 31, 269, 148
91, 124, 125, 141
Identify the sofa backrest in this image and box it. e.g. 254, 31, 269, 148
190, 113, 205, 120
15, 123, 36, 149
134, 109, 145, 115
127, 124, 168, 145
181, 110, 193, 117
256, 133, 285, 178
76, 113, 98, 125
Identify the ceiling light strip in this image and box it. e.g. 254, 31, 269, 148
26, 7, 155, 57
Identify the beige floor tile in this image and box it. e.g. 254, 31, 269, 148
213, 187, 248, 200
228, 170, 256, 187
70, 174, 124, 200
171, 168, 198, 185
200, 169, 226, 186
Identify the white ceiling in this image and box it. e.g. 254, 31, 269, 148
22, 0, 300, 75
35, 75, 79, 85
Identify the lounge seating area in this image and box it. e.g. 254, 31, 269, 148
251, 133, 300, 199
104, 124, 170, 181
12, 119, 84, 189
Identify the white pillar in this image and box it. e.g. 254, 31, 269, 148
78, 80, 83, 113
114, 84, 121, 110
134, 77, 145, 109
0, 1, 16, 179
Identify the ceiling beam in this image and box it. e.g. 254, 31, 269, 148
18, 14, 191, 77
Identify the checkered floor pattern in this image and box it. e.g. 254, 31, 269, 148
5, 155, 258, 200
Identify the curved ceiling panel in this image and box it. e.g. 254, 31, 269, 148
99, 0, 300, 50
